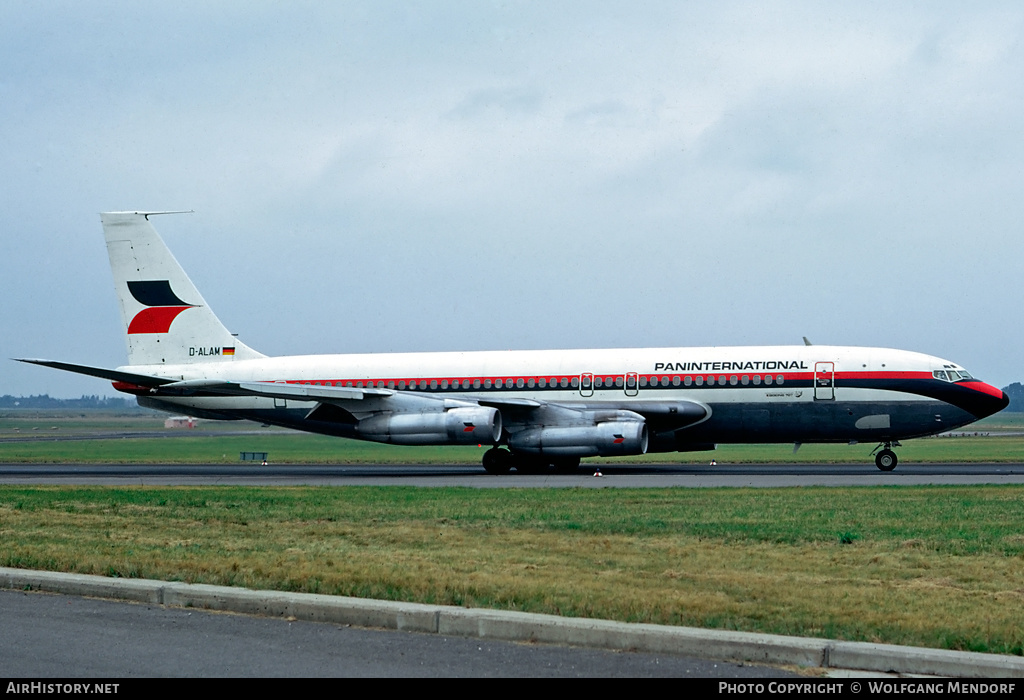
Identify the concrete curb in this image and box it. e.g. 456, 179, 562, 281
3, 567, 1022, 677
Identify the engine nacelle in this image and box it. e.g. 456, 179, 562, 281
508, 420, 648, 457
356, 406, 501, 445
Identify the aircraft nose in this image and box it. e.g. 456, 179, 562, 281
993, 389, 1011, 415
962, 381, 1010, 418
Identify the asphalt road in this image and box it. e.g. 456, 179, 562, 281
0, 588, 795, 678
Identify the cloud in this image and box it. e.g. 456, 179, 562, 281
3, 2, 1023, 396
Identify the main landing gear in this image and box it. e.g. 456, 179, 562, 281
482, 447, 581, 475
871, 442, 901, 471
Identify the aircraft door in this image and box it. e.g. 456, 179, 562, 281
814, 362, 835, 401
579, 373, 594, 397
625, 372, 638, 397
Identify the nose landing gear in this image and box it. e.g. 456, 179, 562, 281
871, 442, 901, 471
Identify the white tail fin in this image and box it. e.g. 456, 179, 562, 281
101, 211, 264, 366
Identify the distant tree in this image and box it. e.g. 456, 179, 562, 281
0, 394, 136, 410
1004, 383, 1024, 413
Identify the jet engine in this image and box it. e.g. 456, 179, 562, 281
356, 406, 501, 445
508, 420, 648, 457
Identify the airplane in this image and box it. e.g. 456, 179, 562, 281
18, 211, 1009, 473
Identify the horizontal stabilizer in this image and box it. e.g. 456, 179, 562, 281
15, 359, 172, 388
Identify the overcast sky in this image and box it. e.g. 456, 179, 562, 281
3, 1, 1022, 397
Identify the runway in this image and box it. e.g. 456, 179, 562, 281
3, 462, 1024, 486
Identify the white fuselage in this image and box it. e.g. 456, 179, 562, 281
123, 344, 1002, 450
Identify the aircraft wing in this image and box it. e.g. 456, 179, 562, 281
156, 381, 706, 428
160, 379, 395, 401
477, 397, 544, 409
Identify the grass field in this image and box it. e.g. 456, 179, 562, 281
2, 484, 1023, 655
1, 410, 1022, 464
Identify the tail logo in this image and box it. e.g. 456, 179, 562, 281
126, 280, 198, 334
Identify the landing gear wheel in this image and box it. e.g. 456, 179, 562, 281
482, 448, 512, 475
875, 449, 898, 472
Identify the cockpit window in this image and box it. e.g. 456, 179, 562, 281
934, 369, 974, 382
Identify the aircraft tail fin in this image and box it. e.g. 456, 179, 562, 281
100, 211, 265, 366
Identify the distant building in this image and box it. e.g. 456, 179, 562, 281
164, 416, 197, 429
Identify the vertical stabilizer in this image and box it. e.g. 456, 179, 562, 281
101, 211, 264, 366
